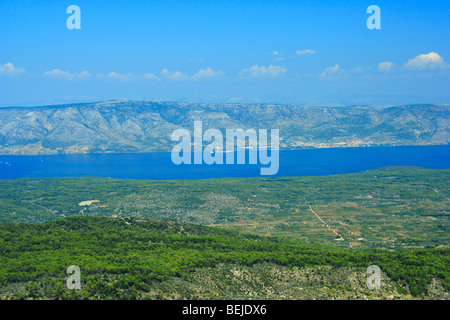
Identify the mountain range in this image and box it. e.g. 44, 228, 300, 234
0, 100, 448, 155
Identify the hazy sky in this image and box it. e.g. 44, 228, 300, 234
1, 0, 449, 107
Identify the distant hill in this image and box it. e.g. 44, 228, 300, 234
0, 100, 449, 154
1, 167, 448, 250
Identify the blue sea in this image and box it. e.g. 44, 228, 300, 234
0, 145, 448, 180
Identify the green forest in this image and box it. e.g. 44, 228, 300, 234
0, 216, 448, 299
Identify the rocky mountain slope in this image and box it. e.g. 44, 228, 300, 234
0, 100, 448, 154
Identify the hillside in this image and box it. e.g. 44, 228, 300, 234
1, 167, 448, 250
0, 216, 448, 300
0, 101, 449, 154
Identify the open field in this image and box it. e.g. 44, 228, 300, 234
1, 166, 448, 250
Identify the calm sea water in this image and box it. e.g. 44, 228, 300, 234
0, 145, 448, 180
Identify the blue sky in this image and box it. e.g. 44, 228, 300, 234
0, 0, 449, 107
